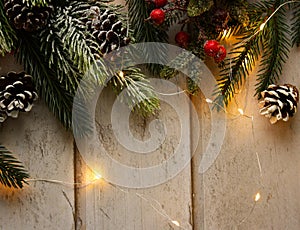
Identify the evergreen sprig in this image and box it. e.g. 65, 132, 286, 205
16, 31, 74, 129
39, 19, 81, 94
57, 2, 108, 85
291, 2, 300, 47
214, 0, 291, 106
256, 0, 291, 96
125, 0, 168, 74
0, 145, 29, 189
0, 0, 16, 56
112, 67, 160, 116
215, 22, 264, 106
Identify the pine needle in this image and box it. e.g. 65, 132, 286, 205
0, 145, 29, 189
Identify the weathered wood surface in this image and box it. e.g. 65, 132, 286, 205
1, 6, 300, 230
191, 47, 300, 230
0, 55, 75, 230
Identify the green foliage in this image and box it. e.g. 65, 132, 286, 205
256, 0, 291, 96
39, 18, 81, 94
16, 31, 74, 129
291, 2, 300, 47
56, 2, 109, 85
0, 145, 29, 188
187, 0, 213, 17
125, 0, 168, 75
215, 0, 292, 106
15, 1, 115, 130
0, 0, 16, 56
111, 67, 160, 116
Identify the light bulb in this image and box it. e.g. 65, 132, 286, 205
171, 220, 180, 227
260, 23, 266, 31
119, 71, 124, 78
238, 108, 244, 115
255, 192, 261, 202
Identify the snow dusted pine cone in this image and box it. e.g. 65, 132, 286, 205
0, 72, 38, 122
259, 84, 299, 124
4, 0, 53, 32
86, 6, 130, 56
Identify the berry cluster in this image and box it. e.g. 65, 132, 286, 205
203, 40, 227, 63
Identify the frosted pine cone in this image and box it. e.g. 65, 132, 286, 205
86, 7, 130, 56
259, 84, 299, 124
0, 72, 38, 122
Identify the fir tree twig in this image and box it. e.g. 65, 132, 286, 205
111, 67, 160, 116
0, 145, 29, 189
0, 0, 16, 56
291, 2, 300, 47
125, 0, 168, 75
256, 0, 291, 96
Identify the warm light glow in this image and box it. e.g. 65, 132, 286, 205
238, 108, 244, 115
255, 192, 261, 202
206, 98, 213, 104
171, 220, 180, 227
119, 71, 125, 79
259, 23, 266, 31
94, 173, 102, 180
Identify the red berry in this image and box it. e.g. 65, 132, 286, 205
154, 0, 168, 7
214, 45, 227, 62
175, 31, 190, 47
204, 40, 219, 57
150, 9, 165, 25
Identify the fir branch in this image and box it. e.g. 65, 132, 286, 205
111, 67, 160, 115
291, 2, 300, 47
39, 21, 81, 94
16, 32, 74, 129
256, 1, 291, 96
0, 145, 29, 189
0, 0, 16, 56
164, 3, 186, 28
125, 0, 168, 74
214, 0, 286, 107
214, 21, 264, 106
57, 2, 110, 85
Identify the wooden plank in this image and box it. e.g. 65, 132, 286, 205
192, 47, 300, 229
0, 55, 75, 230
76, 78, 193, 229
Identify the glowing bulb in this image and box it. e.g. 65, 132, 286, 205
238, 108, 244, 115
222, 29, 228, 39
94, 173, 102, 180
206, 98, 213, 104
119, 71, 125, 79
255, 192, 261, 202
260, 23, 266, 31
171, 220, 180, 227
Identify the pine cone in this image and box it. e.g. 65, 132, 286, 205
259, 84, 299, 124
0, 72, 38, 122
86, 7, 130, 56
4, 0, 53, 32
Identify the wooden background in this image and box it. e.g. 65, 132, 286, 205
1, 1, 300, 229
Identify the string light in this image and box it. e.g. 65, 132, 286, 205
171, 220, 180, 227
259, 22, 266, 31
119, 70, 125, 79
236, 0, 299, 47
255, 192, 261, 202
238, 108, 244, 115
26, 173, 186, 229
